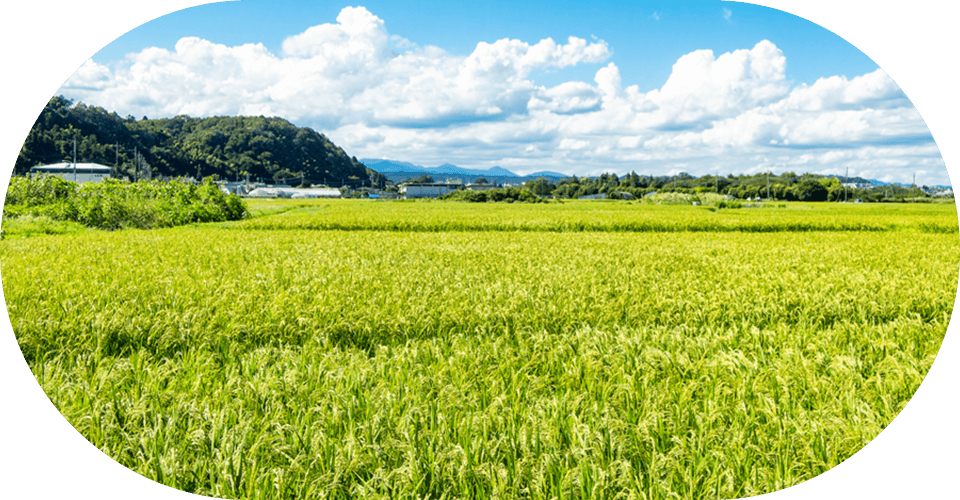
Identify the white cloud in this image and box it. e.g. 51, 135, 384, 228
67, 59, 113, 90
62, 6, 611, 128
528, 81, 601, 114
644, 41, 789, 128
594, 63, 622, 100
773, 69, 909, 112
57, 7, 944, 185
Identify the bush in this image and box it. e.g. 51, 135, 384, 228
3, 176, 247, 230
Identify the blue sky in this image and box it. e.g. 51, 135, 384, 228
60, 0, 945, 184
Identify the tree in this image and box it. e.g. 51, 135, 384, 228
18, 96, 369, 184
525, 177, 555, 196
793, 180, 829, 201
273, 168, 297, 183
367, 168, 388, 189
407, 174, 435, 184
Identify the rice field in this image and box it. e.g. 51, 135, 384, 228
233, 199, 958, 233
2, 199, 957, 499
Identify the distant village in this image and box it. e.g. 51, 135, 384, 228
28, 161, 955, 202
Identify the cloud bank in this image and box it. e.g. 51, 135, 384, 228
61, 6, 944, 185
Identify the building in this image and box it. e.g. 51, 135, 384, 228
400, 183, 464, 198
30, 163, 112, 183
245, 187, 342, 198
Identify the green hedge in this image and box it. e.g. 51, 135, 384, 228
3, 176, 247, 230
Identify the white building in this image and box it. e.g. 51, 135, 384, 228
30, 163, 111, 183
245, 187, 342, 198
400, 183, 463, 198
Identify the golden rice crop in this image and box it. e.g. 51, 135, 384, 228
1, 200, 957, 499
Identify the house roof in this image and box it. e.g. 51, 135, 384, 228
30, 162, 112, 174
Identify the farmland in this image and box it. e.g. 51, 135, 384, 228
2, 199, 958, 499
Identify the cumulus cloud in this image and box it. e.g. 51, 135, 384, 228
58, 7, 944, 185
644, 41, 789, 129
63, 6, 610, 128
528, 81, 601, 114
773, 69, 911, 112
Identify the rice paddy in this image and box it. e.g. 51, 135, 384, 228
2, 199, 957, 499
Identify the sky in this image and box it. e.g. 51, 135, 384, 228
57, 0, 946, 185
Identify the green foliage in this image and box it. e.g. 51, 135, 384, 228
17, 96, 368, 185
405, 174, 435, 184
511, 170, 941, 203
3, 176, 247, 230
438, 186, 545, 203
525, 177, 555, 196
793, 180, 829, 201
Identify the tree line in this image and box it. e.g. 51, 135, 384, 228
16, 96, 376, 187
521, 171, 937, 202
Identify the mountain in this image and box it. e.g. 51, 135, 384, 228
360, 159, 521, 178
524, 171, 568, 178
360, 159, 425, 172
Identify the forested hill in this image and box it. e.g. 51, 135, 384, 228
16, 96, 370, 186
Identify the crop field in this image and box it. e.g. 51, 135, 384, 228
2, 200, 958, 499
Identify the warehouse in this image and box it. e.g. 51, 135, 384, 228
400, 183, 463, 198
30, 163, 112, 183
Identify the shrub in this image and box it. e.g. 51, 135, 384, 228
3, 176, 247, 230
439, 187, 544, 203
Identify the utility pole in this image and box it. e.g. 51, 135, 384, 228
766, 170, 770, 200
73, 137, 77, 182
845, 167, 849, 203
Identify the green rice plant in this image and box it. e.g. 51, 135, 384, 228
228, 199, 959, 234
1, 200, 957, 499
0, 214, 91, 240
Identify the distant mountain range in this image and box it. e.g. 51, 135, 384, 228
361, 159, 567, 179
